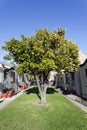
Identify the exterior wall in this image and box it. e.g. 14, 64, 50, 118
0, 70, 4, 83
74, 70, 82, 97
18, 74, 29, 85
65, 72, 71, 91
62, 72, 73, 91
3, 69, 18, 93
60, 72, 73, 92
60, 72, 66, 89
73, 59, 87, 99
70, 72, 76, 92
11, 71, 18, 93
0, 66, 4, 93
61, 71, 81, 94
18, 75, 26, 86
55, 74, 61, 88
79, 63, 87, 99
64, 72, 75, 92
56, 59, 87, 99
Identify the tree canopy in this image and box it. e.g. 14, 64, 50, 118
2, 28, 80, 75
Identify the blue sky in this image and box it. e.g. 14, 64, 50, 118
0, 0, 87, 61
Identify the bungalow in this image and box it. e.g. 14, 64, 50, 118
58, 51, 87, 97
59, 58, 87, 99
59, 71, 76, 93
18, 73, 30, 90
0, 63, 18, 94
0, 61, 31, 98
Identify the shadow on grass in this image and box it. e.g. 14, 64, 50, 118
25, 87, 39, 95
25, 86, 57, 99
47, 87, 57, 94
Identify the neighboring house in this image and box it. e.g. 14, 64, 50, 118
59, 71, 76, 93
58, 50, 87, 97
0, 62, 31, 98
0, 63, 18, 94
18, 73, 30, 87
70, 50, 87, 94
75, 59, 87, 99
52, 50, 87, 99
74, 51, 87, 99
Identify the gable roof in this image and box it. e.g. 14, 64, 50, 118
0, 62, 15, 69
79, 50, 87, 64
80, 59, 87, 67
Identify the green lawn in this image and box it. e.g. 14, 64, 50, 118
0, 87, 87, 130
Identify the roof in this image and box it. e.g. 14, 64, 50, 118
79, 50, 87, 64
80, 59, 87, 67
0, 62, 15, 69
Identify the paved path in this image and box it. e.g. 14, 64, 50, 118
65, 95, 87, 113
0, 91, 24, 110
0, 87, 34, 110
55, 88, 87, 113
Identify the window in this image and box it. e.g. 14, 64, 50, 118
85, 69, 87, 77
11, 71, 15, 83
22, 75, 25, 82
4, 69, 8, 80
71, 72, 75, 81
66, 73, 70, 83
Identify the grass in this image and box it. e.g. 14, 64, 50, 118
0, 87, 87, 130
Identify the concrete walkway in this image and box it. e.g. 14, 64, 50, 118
0, 90, 24, 110
65, 95, 87, 113
0, 86, 34, 110
55, 88, 87, 113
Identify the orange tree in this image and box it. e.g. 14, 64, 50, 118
2, 28, 80, 104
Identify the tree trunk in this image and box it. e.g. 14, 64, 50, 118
40, 84, 48, 104
35, 75, 48, 104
